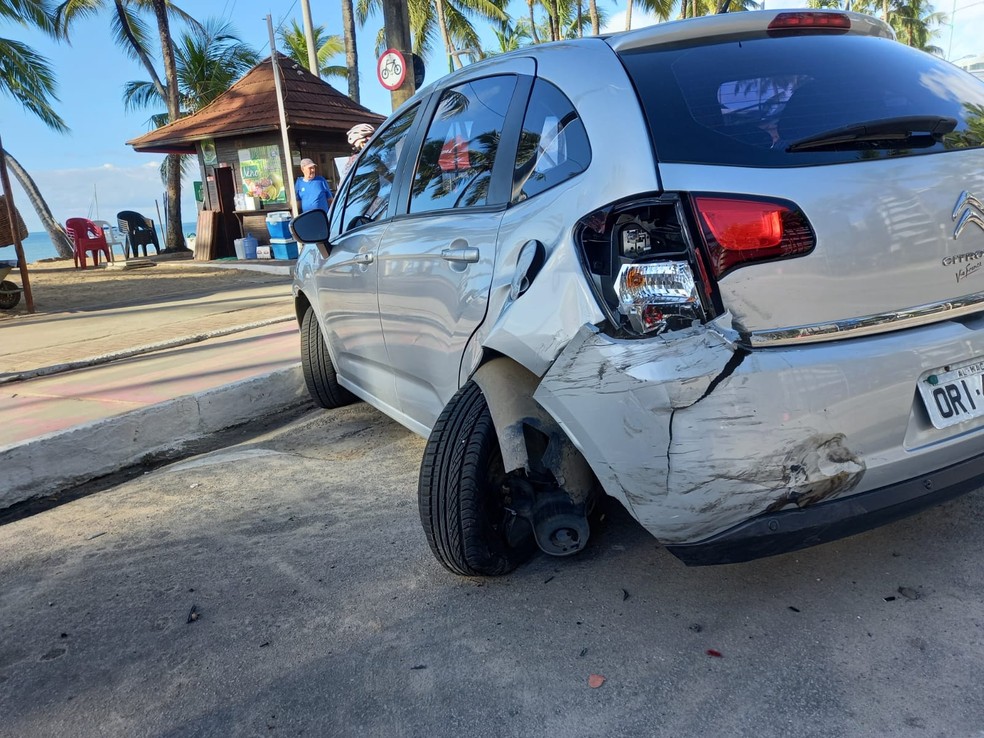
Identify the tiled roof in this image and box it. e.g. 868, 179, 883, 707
127, 53, 387, 153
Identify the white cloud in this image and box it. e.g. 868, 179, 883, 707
7, 162, 198, 233
603, 9, 665, 33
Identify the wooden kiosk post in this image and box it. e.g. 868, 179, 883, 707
0, 133, 34, 313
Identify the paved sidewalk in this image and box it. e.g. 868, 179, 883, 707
0, 260, 310, 509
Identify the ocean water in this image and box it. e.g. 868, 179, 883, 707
2, 222, 199, 264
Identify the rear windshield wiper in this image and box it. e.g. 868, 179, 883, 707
786, 116, 957, 153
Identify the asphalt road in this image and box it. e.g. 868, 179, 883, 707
2, 401, 984, 737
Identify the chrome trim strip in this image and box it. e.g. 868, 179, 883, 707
744, 291, 984, 347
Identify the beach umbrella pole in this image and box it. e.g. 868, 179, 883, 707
0, 132, 34, 313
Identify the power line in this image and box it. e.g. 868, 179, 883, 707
257, 0, 299, 55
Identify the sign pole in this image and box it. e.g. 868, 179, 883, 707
267, 15, 299, 217
381, 0, 415, 110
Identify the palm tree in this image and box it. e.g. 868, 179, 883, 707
889, 0, 946, 52
279, 19, 347, 81
340, 0, 360, 102
56, 0, 198, 252
357, 0, 508, 71
123, 18, 259, 118
490, 18, 532, 52
626, 0, 674, 30
0, 0, 74, 257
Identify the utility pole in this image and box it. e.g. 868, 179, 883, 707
267, 15, 299, 216
300, 0, 319, 76
381, 0, 415, 109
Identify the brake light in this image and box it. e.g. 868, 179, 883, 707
768, 12, 851, 32
693, 196, 815, 278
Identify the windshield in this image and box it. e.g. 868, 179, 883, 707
618, 34, 984, 167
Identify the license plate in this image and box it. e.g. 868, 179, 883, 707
918, 359, 984, 429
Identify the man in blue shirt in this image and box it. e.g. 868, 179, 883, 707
294, 158, 333, 213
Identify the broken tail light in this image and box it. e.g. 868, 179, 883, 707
692, 195, 816, 279
575, 196, 712, 336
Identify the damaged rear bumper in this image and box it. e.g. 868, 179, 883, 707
666, 450, 984, 565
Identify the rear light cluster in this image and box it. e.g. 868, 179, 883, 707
574, 194, 816, 337
693, 196, 816, 279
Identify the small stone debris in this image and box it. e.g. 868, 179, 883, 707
410, 664, 427, 670
884, 596, 897, 602
579, 648, 588, 658
688, 624, 703, 633
898, 586, 921, 600
259, 642, 270, 648
788, 606, 801, 613
706, 649, 723, 658
187, 605, 200, 624
621, 589, 630, 602
588, 674, 605, 689
86, 532, 106, 540
543, 576, 554, 584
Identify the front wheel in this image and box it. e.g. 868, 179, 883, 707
300, 306, 355, 409
418, 381, 536, 576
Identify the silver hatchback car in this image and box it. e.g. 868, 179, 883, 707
291, 9, 984, 576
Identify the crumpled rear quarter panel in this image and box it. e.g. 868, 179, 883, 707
535, 316, 984, 544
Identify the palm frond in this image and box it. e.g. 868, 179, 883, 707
0, 37, 67, 131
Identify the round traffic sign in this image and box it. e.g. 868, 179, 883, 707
377, 49, 406, 91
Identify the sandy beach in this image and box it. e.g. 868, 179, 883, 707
0, 257, 290, 321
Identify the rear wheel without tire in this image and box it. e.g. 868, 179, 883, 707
300, 306, 355, 409
418, 381, 536, 576
0, 280, 20, 310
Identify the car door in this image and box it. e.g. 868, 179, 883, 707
375, 65, 535, 432
314, 104, 420, 413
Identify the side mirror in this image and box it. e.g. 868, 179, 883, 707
289, 209, 330, 245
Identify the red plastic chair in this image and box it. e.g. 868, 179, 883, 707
65, 217, 113, 269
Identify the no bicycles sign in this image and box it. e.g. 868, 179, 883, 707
377, 49, 406, 91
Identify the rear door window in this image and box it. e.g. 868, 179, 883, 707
618, 34, 984, 167
408, 76, 517, 214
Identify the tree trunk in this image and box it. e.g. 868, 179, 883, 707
114, 0, 167, 104
433, 0, 458, 70
341, 0, 360, 103
151, 0, 187, 253
2, 149, 74, 259
589, 0, 600, 35
528, 0, 541, 44
626, 0, 634, 29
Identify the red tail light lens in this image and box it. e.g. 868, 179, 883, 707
693, 195, 815, 278
768, 12, 851, 32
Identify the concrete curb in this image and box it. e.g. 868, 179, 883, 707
0, 363, 307, 509
0, 316, 295, 385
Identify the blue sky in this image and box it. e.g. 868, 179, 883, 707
2, 0, 981, 231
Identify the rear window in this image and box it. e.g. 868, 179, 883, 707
618, 34, 984, 167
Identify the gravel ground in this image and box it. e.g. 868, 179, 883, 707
2, 402, 984, 737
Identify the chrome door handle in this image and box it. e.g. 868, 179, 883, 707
441, 247, 479, 264
354, 252, 374, 264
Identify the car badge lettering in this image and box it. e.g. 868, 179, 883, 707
952, 190, 984, 240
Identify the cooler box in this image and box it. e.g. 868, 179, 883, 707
265, 211, 292, 240
269, 238, 299, 260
